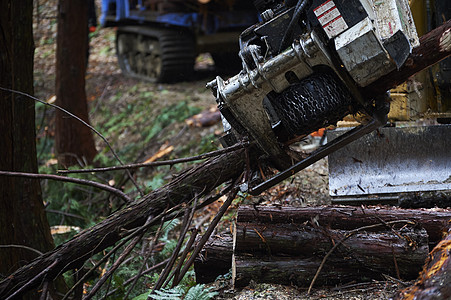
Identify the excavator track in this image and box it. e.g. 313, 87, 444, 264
116, 27, 196, 83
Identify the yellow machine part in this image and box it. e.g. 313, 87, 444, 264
388, 0, 451, 121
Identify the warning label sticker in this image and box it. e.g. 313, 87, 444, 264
314, 0, 348, 39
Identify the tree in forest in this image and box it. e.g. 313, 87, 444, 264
0, 0, 57, 298
55, 0, 97, 167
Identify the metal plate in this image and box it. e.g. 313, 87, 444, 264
328, 124, 451, 198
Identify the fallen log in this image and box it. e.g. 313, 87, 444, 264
1, 18, 451, 300
194, 233, 234, 283
196, 226, 430, 287
233, 222, 428, 286
195, 205, 451, 286
396, 231, 451, 300
233, 256, 382, 287
237, 205, 451, 246
185, 107, 221, 127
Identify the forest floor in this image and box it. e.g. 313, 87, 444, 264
32, 2, 408, 299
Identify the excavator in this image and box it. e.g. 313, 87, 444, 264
205, 0, 450, 205
102, 0, 450, 205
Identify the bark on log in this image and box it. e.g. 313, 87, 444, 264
233, 256, 382, 287
237, 205, 451, 246
234, 206, 450, 287
185, 107, 221, 127
365, 19, 451, 94
396, 231, 451, 300
195, 205, 451, 286
0, 150, 245, 299
194, 234, 234, 283
1, 17, 451, 300
233, 224, 428, 286
195, 225, 430, 287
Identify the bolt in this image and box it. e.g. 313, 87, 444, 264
261, 9, 274, 22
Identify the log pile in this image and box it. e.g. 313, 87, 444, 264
195, 205, 451, 288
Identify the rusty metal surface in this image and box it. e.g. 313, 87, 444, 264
328, 124, 451, 199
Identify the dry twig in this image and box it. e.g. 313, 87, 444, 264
61, 206, 180, 300
0, 86, 143, 195
57, 142, 252, 174
153, 198, 199, 291
170, 176, 241, 288
0, 244, 43, 256
0, 170, 131, 203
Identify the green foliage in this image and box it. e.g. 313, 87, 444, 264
95, 92, 201, 164
144, 172, 165, 192
132, 284, 217, 300
161, 219, 181, 240
143, 101, 201, 144
38, 164, 112, 231
184, 284, 219, 300
197, 133, 219, 153
148, 287, 184, 300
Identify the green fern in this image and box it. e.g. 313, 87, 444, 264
184, 284, 218, 300
145, 287, 184, 300
132, 284, 217, 300
161, 219, 180, 241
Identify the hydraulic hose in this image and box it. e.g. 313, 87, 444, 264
278, 0, 309, 53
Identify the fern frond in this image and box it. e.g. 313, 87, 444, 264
184, 284, 218, 300
161, 219, 180, 240
148, 286, 183, 300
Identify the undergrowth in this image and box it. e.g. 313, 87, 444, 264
34, 77, 220, 298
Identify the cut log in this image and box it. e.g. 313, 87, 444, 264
195, 227, 430, 286
233, 223, 428, 286
396, 232, 451, 300
233, 256, 382, 287
237, 205, 451, 246
366, 19, 451, 94
194, 234, 234, 283
185, 107, 221, 127
195, 205, 450, 286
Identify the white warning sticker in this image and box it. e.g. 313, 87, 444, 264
313, 0, 335, 17
314, 0, 348, 39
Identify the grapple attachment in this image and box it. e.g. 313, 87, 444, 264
207, 0, 419, 193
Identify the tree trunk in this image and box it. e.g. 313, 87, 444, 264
55, 0, 97, 167
0, 1, 57, 299
0, 16, 450, 300
396, 232, 451, 300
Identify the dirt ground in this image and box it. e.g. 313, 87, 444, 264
31, 3, 411, 298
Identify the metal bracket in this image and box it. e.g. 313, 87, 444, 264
248, 114, 386, 195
